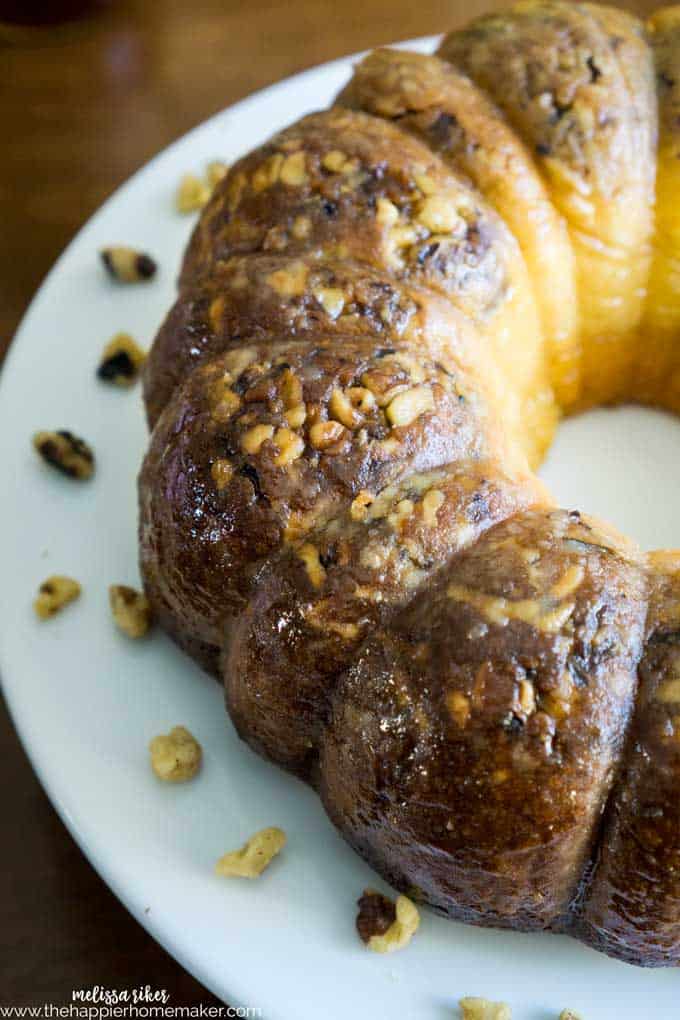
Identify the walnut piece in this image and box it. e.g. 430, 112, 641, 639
387, 498, 414, 530
215, 827, 286, 878
33, 430, 95, 480
518, 678, 536, 715
376, 197, 399, 227
314, 286, 345, 319
417, 194, 461, 234
356, 890, 395, 941
284, 403, 307, 428
149, 726, 202, 783
252, 153, 284, 192
109, 584, 153, 638
386, 385, 434, 428
350, 490, 375, 521
176, 173, 211, 213
360, 361, 409, 406
223, 347, 258, 378
422, 487, 445, 526
329, 388, 363, 429
309, 420, 347, 450
241, 424, 274, 454
356, 890, 420, 954
97, 333, 146, 387
211, 383, 242, 422
291, 215, 311, 239
279, 151, 308, 186
347, 386, 375, 413
322, 149, 349, 172
100, 246, 157, 282
280, 368, 303, 409
206, 160, 228, 189
211, 458, 234, 491
459, 998, 512, 1020
266, 261, 308, 298
34, 576, 81, 619
273, 427, 305, 466
297, 543, 326, 588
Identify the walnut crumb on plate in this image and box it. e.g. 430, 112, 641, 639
176, 173, 211, 213
109, 584, 153, 638
149, 726, 202, 782
356, 890, 419, 953
98, 333, 146, 387
215, 827, 286, 878
459, 998, 511, 1020
34, 576, 81, 619
100, 246, 157, 282
32, 430, 94, 480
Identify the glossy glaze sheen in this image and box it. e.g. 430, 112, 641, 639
139, 1, 680, 967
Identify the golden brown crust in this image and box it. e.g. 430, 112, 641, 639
181, 108, 512, 320
650, 6, 680, 138
155, 104, 555, 464
336, 47, 580, 408
637, 9, 680, 410
440, 2, 654, 214
574, 558, 680, 965
320, 509, 646, 930
145, 254, 493, 428
140, 334, 508, 668
138, 0, 680, 969
439, 0, 656, 408
225, 460, 543, 777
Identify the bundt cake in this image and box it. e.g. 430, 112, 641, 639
139, 1, 680, 967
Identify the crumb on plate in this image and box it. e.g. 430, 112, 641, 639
149, 725, 202, 782
32, 430, 94, 480
98, 333, 146, 387
100, 246, 157, 282
459, 998, 512, 1020
109, 584, 153, 638
356, 890, 419, 954
34, 575, 81, 619
215, 827, 286, 878
176, 173, 211, 213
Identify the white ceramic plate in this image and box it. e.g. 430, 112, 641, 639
3, 38, 680, 1020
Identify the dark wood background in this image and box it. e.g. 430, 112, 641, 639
1, 0, 657, 1008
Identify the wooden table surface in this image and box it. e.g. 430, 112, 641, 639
1, 0, 657, 1008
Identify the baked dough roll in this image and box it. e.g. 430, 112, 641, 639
439, 0, 656, 409
574, 552, 680, 966
178, 107, 555, 465
639, 9, 680, 411
140, 335, 511, 672
145, 255, 507, 432
337, 47, 579, 411
320, 509, 646, 930
225, 460, 544, 777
